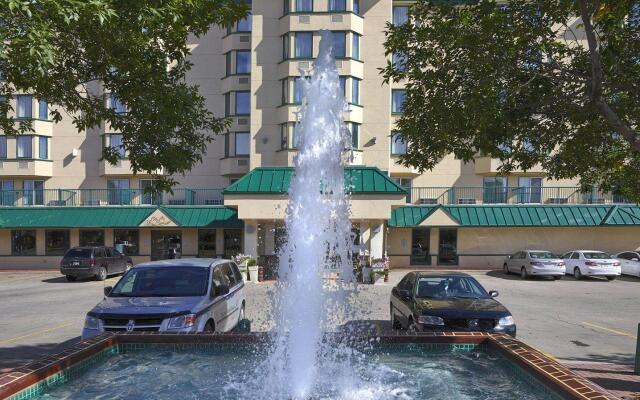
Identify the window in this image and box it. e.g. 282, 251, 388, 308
393, 6, 409, 26
80, 230, 105, 247
483, 177, 508, 204
296, 0, 312, 12
221, 263, 238, 287
0, 136, 6, 158
198, 229, 217, 257
16, 136, 32, 158
281, 123, 297, 149
225, 53, 232, 76
294, 77, 305, 103
140, 179, 159, 205
224, 93, 231, 117
114, 229, 139, 256
391, 132, 407, 155
224, 133, 231, 157
113, 267, 209, 297
353, 0, 360, 14
108, 179, 131, 205
109, 134, 125, 158
517, 177, 542, 203
236, 51, 251, 74
0, 180, 14, 206
339, 76, 347, 98
16, 95, 32, 118
438, 228, 458, 265
295, 32, 313, 58
349, 123, 359, 149
235, 91, 250, 115
411, 228, 430, 265
235, 132, 250, 156
283, 34, 290, 60
571, 252, 580, 260
332, 32, 346, 58
12, 230, 36, 256
352, 33, 360, 60
329, 0, 346, 11
393, 52, 407, 71
45, 230, 70, 256
351, 78, 360, 104
110, 96, 126, 114
391, 89, 406, 113
224, 229, 243, 259
23, 180, 44, 206
38, 99, 48, 120
393, 177, 412, 203
236, 15, 252, 32
38, 136, 48, 160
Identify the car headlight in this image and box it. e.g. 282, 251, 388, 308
498, 316, 515, 327
167, 314, 197, 329
417, 315, 445, 326
84, 315, 101, 330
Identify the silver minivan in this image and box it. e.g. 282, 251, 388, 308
82, 258, 245, 339
504, 250, 565, 280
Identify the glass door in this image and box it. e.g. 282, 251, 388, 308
410, 228, 430, 265
517, 177, 543, 204
151, 230, 182, 261
438, 228, 458, 265
223, 229, 242, 259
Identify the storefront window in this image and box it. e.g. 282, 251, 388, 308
114, 229, 139, 256
12, 230, 36, 256
45, 230, 70, 256
410, 228, 430, 265
198, 229, 217, 258
224, 229, 242, 259
438, 228, 458, 265
80, 230, 105, 247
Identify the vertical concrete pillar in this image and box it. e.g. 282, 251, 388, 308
244, 220, 258, 258
182, 229, 198, 257
359, 222, 370, 250
430, 227, 439, 265
264, 222, 275, 256
215, 228, 225, 258
36, 229, 46, 256
370, 221, 384, 260
104, 229, 114, 247
70, 229, 79, 248
0, 230, 11, 255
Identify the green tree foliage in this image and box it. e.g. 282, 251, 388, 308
383, 0, 640, 200
0, 0, 247, 191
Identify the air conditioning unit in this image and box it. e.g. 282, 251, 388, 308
18, 161, 29, 169
458, 198, 477, 205
48, 200, 67, 206
591, 198, 606, 204
331, 15, 343, 23
205, 199, 223, 205
239, 35, 250, 43
298, 15, 310, 24
418, 198, 438, 205
335, 60, 343, 68
548, 197, 568, 204
298, 61, 310, 69
168, 200, 185, 205
237, 118, 249, 125
238, 159, 249, 166
238, 77, 249, 84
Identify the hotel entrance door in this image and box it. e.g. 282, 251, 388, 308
151, 231, 182, 261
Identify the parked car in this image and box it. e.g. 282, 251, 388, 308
561, 250, 621, 280
390, 272, 516, 337
503, 250, 565, 280
60, 246, 133, 281
82, 259, 245, 339
613, 252, 640, 278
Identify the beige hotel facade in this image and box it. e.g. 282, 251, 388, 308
1, 0, 639, 271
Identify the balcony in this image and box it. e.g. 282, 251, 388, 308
220, 157, 250, 176
474, 157, 545, 175
0, 159, 53, 177
99, 159, 164, 177
404, 187, 633, 206
0, 188, 224, 207
279, 13, 364, 35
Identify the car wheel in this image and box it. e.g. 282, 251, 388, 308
553, 275, 562, 280
391, 305, 403, 330
204, 320, 215, 333
503, 264, 509, 275
606, 276, 617, 281
573, 267, 582, 280
125, 263, 133, 273
520, 267, 528, 280
95, 266, 107, 281
65, 275, 77, 282
407, 318, 418, 333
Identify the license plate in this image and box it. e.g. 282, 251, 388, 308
72, 261, 80, 266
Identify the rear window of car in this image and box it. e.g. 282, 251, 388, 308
64, 248, 93, 258
583, 252, 611, 259
529, 251, 558, 259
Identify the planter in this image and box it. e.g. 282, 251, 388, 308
248, 266, 259, 282
258, 266, 264, 282
362, 266, 372, 284
372, 273, 385, 285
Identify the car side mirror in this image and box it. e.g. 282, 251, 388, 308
215, 284, 229, 297
489, 290, 499, 298
398, 289, 412, 301
104, 286, 112, 297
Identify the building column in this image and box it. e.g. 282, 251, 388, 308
430, 227, 439, 265
264, 222, 276, 256
104, 229, 114, 247
359, 222, 370, 253
70, 229, 80, 248
370, 221, 384, 260
244, 220, 258, 258
215, 228, 225, 258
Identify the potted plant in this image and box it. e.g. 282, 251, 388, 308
247, 258, 259, 282
232, 254, 251, 280
370, 257, 389, 285
368, 269, 388, 285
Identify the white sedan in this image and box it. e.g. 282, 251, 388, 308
561, 250, 621, 281
613, 252, 640, 278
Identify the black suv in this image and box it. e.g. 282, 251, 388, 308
60, 246, 133, 281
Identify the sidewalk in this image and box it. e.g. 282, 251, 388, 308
567, 362, 640, 400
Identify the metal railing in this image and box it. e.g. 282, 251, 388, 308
0, 189, 224, 207
404, 187, 633, 206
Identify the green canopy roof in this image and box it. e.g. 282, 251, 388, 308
162, 207, 242, 228
389, 205, 640, 228
223, 166, 406, 194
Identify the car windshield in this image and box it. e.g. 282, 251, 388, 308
415, 276, 490, 299
529, 251, 558, 259
64, 248, 93, 258
583, 252, 611, 259
109, 266, 209, 297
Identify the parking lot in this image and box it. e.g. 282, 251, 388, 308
0, 269, 638, 373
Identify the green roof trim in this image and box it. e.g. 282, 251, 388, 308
162, 207, 242, 228
223, 166, 406, 194
388, 205, 640, 228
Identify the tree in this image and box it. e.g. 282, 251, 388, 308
0, 0, 248, 191
382, 0, 640, 200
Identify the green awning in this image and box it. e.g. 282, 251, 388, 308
162, 207, 242, 228
388, 205, 640, 227
0, 207, 156, 228
223, 166, 406, 194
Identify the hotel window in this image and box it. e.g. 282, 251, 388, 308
235, 132, 250, 156
391, 132, 407, 155
351, 78, 360, 104
80, 230, 105, 247
110, 133, 125, 158
339, 77, 347, 99
12, 230, 36, 256
332, 31, 346, 58
393, 6, 409, 26
17, 95, 32, 118
236, 15, 252, 32
45, 230, 70, 256
349, 123, 360, 149
235, 91, 250, 115
114, 229, 139, 256
16, 136, 32, 158
0, 136, 6, 158
393, 52, 407, 71
236, 50, 251, 74
294, 77, 305, 104
225, 53, 232, 76
224, 93, 231, 116
353, 0, 360, 14
329, 0, 346, 12
198, 230, 217, 258
483, 177, 508, 204
38, 136, 48, 160
281, 123, 298, 149
294, 32, 313, 58
140, 179, 159, 205
517, 177, 543, 204
38, 99, 48, 120
1, 180, 14, 206
23, 180, 44, 206
391, 89, 406, 113
352, 33, 360, 60
108, 179, 131, 205
296, 0, 312, 12
110, 96, 126, 114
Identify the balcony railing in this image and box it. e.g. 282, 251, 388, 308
404, 187, 633, 206
0, 189, 224, 207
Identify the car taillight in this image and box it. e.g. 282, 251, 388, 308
585, 261, 598, 266
613, 262, 620, 266
558, 262, 565, 266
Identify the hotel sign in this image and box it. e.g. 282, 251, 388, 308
139, 209, 177, 227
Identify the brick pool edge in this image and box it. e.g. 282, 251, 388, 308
0, 332, 615, 400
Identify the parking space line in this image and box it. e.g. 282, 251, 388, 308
0, 321, 76, 346
581, 321, 637, 339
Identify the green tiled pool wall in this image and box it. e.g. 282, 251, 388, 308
7, 346, 120, 400
496, 353, 563, 400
